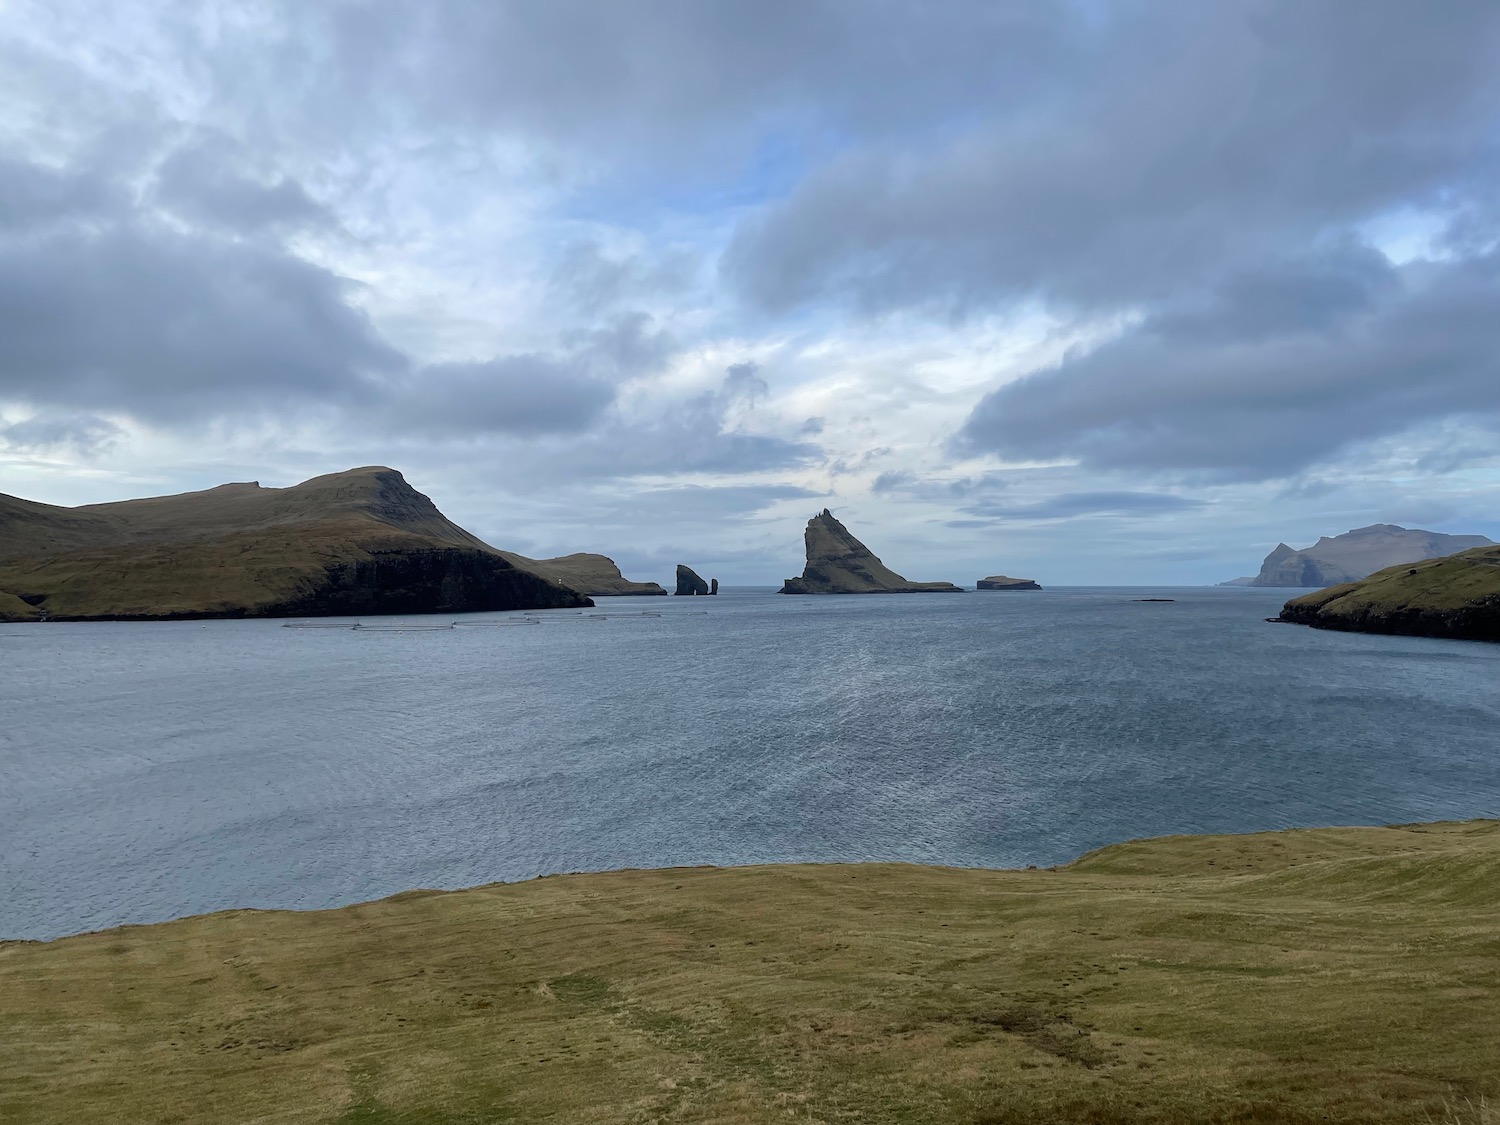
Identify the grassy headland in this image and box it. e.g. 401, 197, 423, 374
2, 821, 1496, 1124
1281, 545, 1500, 642
0, 467, 589, 620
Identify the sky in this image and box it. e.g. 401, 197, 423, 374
3, 1, 1500, 585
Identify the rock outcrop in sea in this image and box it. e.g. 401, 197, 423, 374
1278, 545, 1500, 642
976, 575, 1041, 591
780, 510, 962, 594
1243, 525, 1492, 587
675, 565, 713, 595
0, 466, 593, 621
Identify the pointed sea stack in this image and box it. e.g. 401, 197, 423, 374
675, 565, 710, 595
780, 510, 962, 594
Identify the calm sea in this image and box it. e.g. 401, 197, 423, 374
3, 587, 1497, 940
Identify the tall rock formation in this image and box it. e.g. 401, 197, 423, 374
675, 565, 711, 595
780, 510, 962, 594
0, 467, 592, 621
1247, 525, 1493, 587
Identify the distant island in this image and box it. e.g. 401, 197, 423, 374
781, 510, 962, 594
976, 575, 1041, 590
1232, 524, 1492, 587
1278, 545, 1500, 642
0, 466, 596, 621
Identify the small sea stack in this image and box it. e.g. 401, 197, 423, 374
976, 575, 1041, 591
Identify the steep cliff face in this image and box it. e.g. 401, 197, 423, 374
781, 510, 962, 594
0, 467, 591, 621
976, 575, 1041, 590
1249, 525, 1492, 587
675, 565, 710, 595
1278, 545, 1500, 642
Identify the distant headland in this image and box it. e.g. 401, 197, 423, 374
1228, 524, 1492, 588
0, 467, 620, 621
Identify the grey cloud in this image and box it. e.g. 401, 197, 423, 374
582, 483, 820, 525
566, 313, 677, 379
513, 365, 823, 481
723, 2, 1500, 317
0, 156, 114, 230
722, 362, 767, 407
0, 223, 400, 420
549, 241, 699, 315
871, 470, 915, 493
391, 356, 614, 438
384, 312, 677, 439
279, 2, 1073, 162
958, 249, 1500, 479
0, 411, 122, 455
960, 491, 1202, 522
152, 137, 333, 234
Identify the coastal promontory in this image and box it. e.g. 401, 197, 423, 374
976, 575, 1041, 591
0, 467, 593, 621
1278, 545, 1500, 642
498, 552, 667, 597
1245, 524, 1492, 587
781, 510, 962, 594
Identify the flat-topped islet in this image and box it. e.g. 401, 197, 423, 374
976, 575, 1041, 590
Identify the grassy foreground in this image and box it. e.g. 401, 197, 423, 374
3, 822, 1497, 1125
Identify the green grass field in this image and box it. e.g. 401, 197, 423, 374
3, 821, 1496, 1124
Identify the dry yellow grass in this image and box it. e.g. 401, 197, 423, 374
2, 820, 1496, 1124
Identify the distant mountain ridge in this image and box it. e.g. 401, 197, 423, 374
1246, 524, 1493, 587
0, 467, 592, 620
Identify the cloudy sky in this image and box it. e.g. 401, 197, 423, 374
4, 1, 1500, 584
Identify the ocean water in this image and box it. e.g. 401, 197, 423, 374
3, 586, 1498, 940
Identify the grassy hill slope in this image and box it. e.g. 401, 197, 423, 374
3, 820, 1495, 1124
0, 467, 589, 620
495, 550, 669, 596
1280, 545, 1500, 641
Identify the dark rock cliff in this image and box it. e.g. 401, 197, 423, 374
780, 510, 962, 594
675, 565, 710, 595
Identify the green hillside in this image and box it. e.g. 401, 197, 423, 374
1280, 545, 1500, 641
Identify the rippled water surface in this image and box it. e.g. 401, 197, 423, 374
4, 586, 1498, 939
